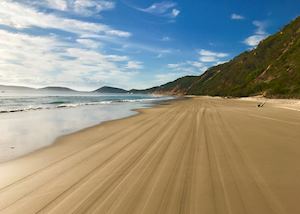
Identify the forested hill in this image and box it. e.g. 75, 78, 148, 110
143, 16, 300, 98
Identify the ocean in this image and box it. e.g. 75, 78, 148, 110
0, 93, 170, 113
0, 93, 173, 162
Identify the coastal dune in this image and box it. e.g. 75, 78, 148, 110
0, 97, 300, 213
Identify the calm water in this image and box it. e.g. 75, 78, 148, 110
0, 93, 173, 162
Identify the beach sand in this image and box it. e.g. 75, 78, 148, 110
0, 96, 300, 214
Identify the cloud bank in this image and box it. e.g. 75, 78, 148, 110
0, 0, 141, 90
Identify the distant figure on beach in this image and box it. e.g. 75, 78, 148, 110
257, 102, 266, 107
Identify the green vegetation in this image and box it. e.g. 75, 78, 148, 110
94, 86, 128, 93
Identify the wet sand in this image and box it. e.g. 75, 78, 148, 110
0, 96, 300, 214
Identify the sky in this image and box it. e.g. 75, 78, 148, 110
0, 0, 299, 90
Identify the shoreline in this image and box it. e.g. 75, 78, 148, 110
1, 95, 299, 164
0, 97, 173, 163
1, 96, 300, 213
0, 97, 180, 163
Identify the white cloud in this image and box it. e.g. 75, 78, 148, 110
198, 49, 228, 63
244, 35, 267, 47
231, 13, 245, 20
19, 0, 115, 16
142, 1, 176, 14
73, 0, 115, 16
0, 1, 149, 90
126, 61, 143, 69
199, 56, 217, 62
76, 38, 101, 49
0, 1, 130, 38
171, 9, 180, 17
46, 0, 68, 10
106, 55, 129, 62
243, 20, 269, 47
0, 29, 138, 90
199, 49, 228, 58
132, 1, 180, 19
106, 30, 131, 37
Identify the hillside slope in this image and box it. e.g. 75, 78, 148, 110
94, 86, 128, 93
39, 87, 77, 92
151, 16, 300, 98
130, 76, 199, 95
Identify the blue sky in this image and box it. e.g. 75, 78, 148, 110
0, 0, 299, 90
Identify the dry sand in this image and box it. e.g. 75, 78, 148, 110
239, 96, 300, 111
0, 96, 300, 214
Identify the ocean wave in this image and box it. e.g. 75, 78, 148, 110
114, 98, 159, 103
0, 97, 171, 114
56, 101, 113, 108
0, 106, 46, 114
46, 101, 69, 105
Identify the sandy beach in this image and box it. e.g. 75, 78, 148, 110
0, 96, 300, 214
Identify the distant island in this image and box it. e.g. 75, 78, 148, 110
39, 86, 78, 92
0, 85, 129, 94
93, 86, 128, 94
